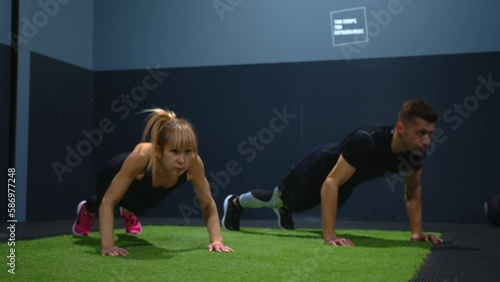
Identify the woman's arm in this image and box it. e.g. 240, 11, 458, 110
99, 145, 149, 256
189, 155, 233, 252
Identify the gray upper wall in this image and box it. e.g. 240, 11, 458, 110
5, 1, 500, 71
0, 1, 11, 45
93, 0, 500, 71
14, 0, 93, 69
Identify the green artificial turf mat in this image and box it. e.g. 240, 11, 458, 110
1, 226, 438, 281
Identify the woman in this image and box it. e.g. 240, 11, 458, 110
72, 108, 233, 256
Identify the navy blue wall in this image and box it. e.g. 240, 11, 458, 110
92, 52, 500, 224
27, 53, 93, 221
16, 0, 500, 224
0, 1, 11, 46
1, 44, 12, 221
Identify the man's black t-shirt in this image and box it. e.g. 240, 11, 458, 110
286, 125, 424, 192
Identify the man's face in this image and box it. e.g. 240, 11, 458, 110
399, 118, 436, 156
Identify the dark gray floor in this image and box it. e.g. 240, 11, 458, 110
1, 218, 499, 282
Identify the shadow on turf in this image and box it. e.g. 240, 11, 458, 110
72, 234, 203, 259
239, 229, 435, 249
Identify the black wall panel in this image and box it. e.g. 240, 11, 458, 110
0, 43, 12, 221
91, 52, 500, 224
22, 52, 500, 223
27, 52, 93, 221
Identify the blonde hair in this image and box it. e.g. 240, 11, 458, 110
141, 108, 198, 172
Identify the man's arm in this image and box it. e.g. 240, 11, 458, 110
321, 155, 356, 246
405, 168, 443, 244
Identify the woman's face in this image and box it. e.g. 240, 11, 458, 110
160, 142, 195, 175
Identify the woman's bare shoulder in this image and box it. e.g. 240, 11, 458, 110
122, 143, 153, 174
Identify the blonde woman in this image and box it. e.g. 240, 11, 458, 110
72, 108, 233, 256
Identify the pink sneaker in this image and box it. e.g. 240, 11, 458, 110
120, 207, 142, 234
72, 200, 94, 236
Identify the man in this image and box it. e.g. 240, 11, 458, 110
222, 99, 443, 246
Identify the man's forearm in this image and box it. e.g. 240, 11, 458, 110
405, 185, 423, 235
321, 180, 340, 242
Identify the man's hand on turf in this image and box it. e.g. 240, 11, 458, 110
208, 241, 233, 253
325, 237, 354, 247
101, 245, 128, 256
411, 233, 443, 244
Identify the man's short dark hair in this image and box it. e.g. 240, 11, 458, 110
398, 99, 438, 124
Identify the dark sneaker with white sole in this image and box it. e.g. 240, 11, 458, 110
274, 206, 295, 230
222, 194, 243, 231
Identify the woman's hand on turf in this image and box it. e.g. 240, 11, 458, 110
101, 246, 129, 256
208, 241, 233, 253
325, 237, 354, 247
411, 233, 443, 244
